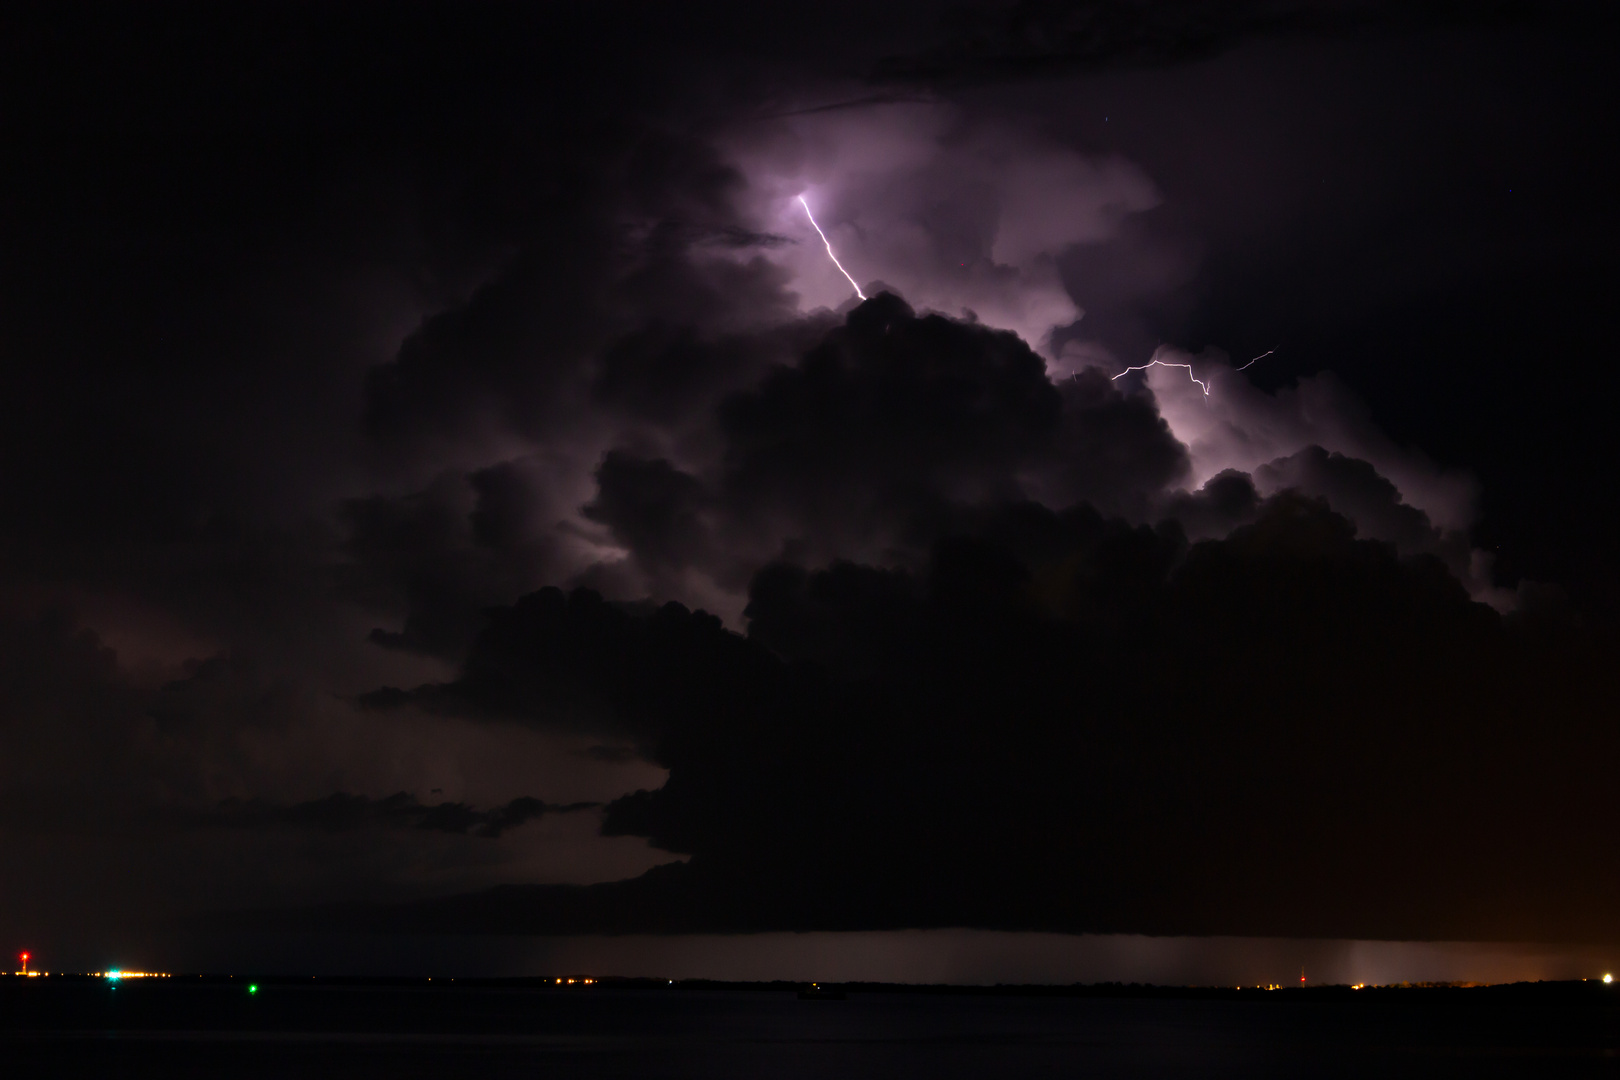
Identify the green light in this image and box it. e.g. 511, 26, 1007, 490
248, 984, 258, 994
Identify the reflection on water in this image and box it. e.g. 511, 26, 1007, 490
4, 982, 1617, 1079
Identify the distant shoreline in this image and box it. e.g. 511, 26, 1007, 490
5, 972, 1618, 1003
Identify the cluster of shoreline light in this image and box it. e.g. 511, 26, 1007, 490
3, 966, 1613, 988
6, 971, 172, 978
1235, 976, 1616, 991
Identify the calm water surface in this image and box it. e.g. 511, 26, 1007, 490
4, 982, 1616, 1077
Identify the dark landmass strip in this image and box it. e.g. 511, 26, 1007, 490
4, 972, 1617, 1002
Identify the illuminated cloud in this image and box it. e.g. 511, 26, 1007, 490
1129, 350, 1477, 533
723, 103, 1160, 352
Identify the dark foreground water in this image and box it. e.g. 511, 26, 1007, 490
3, 980, 1617, 1078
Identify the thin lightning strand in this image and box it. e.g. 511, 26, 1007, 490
1112, 360, 1210, 396
1235, 349, 1275, 372
798, 196, 866, 300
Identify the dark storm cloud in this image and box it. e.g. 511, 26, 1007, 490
584, 453, 714, 577
591, 318, 832, 427
1255, 445, 1448, 558
359, 135, 803, 460
1159, 469, 1261, 539
1043, 368, 1189, 515
996, 2, 1620, 614
2, 0, 832, 664
356, 492, 1619, 942
3, 0, 1617, 968
0, 607, 323, 826
340, 466, 574, 658
0, 610, 155, 823
341, 120, 825, 650
871, 0, 1543, 84
577, 296, 1191, 604
714, 294, 1062, 555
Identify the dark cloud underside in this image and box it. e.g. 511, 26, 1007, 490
357, 489, 1618, 942
194, 792, 596, 839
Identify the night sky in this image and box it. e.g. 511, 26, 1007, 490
2, 1, 1618, 978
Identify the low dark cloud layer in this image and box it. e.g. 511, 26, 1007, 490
355, 489, 1618, 941
195, 792, 595, 840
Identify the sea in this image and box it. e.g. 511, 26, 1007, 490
4, 979, 1617, 1077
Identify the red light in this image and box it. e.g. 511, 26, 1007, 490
19, 953, 28, 962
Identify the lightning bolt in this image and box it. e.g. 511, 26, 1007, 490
1112, 359, 1210, 396
1235, 349, 1275, 372
798, 195, 866, 301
